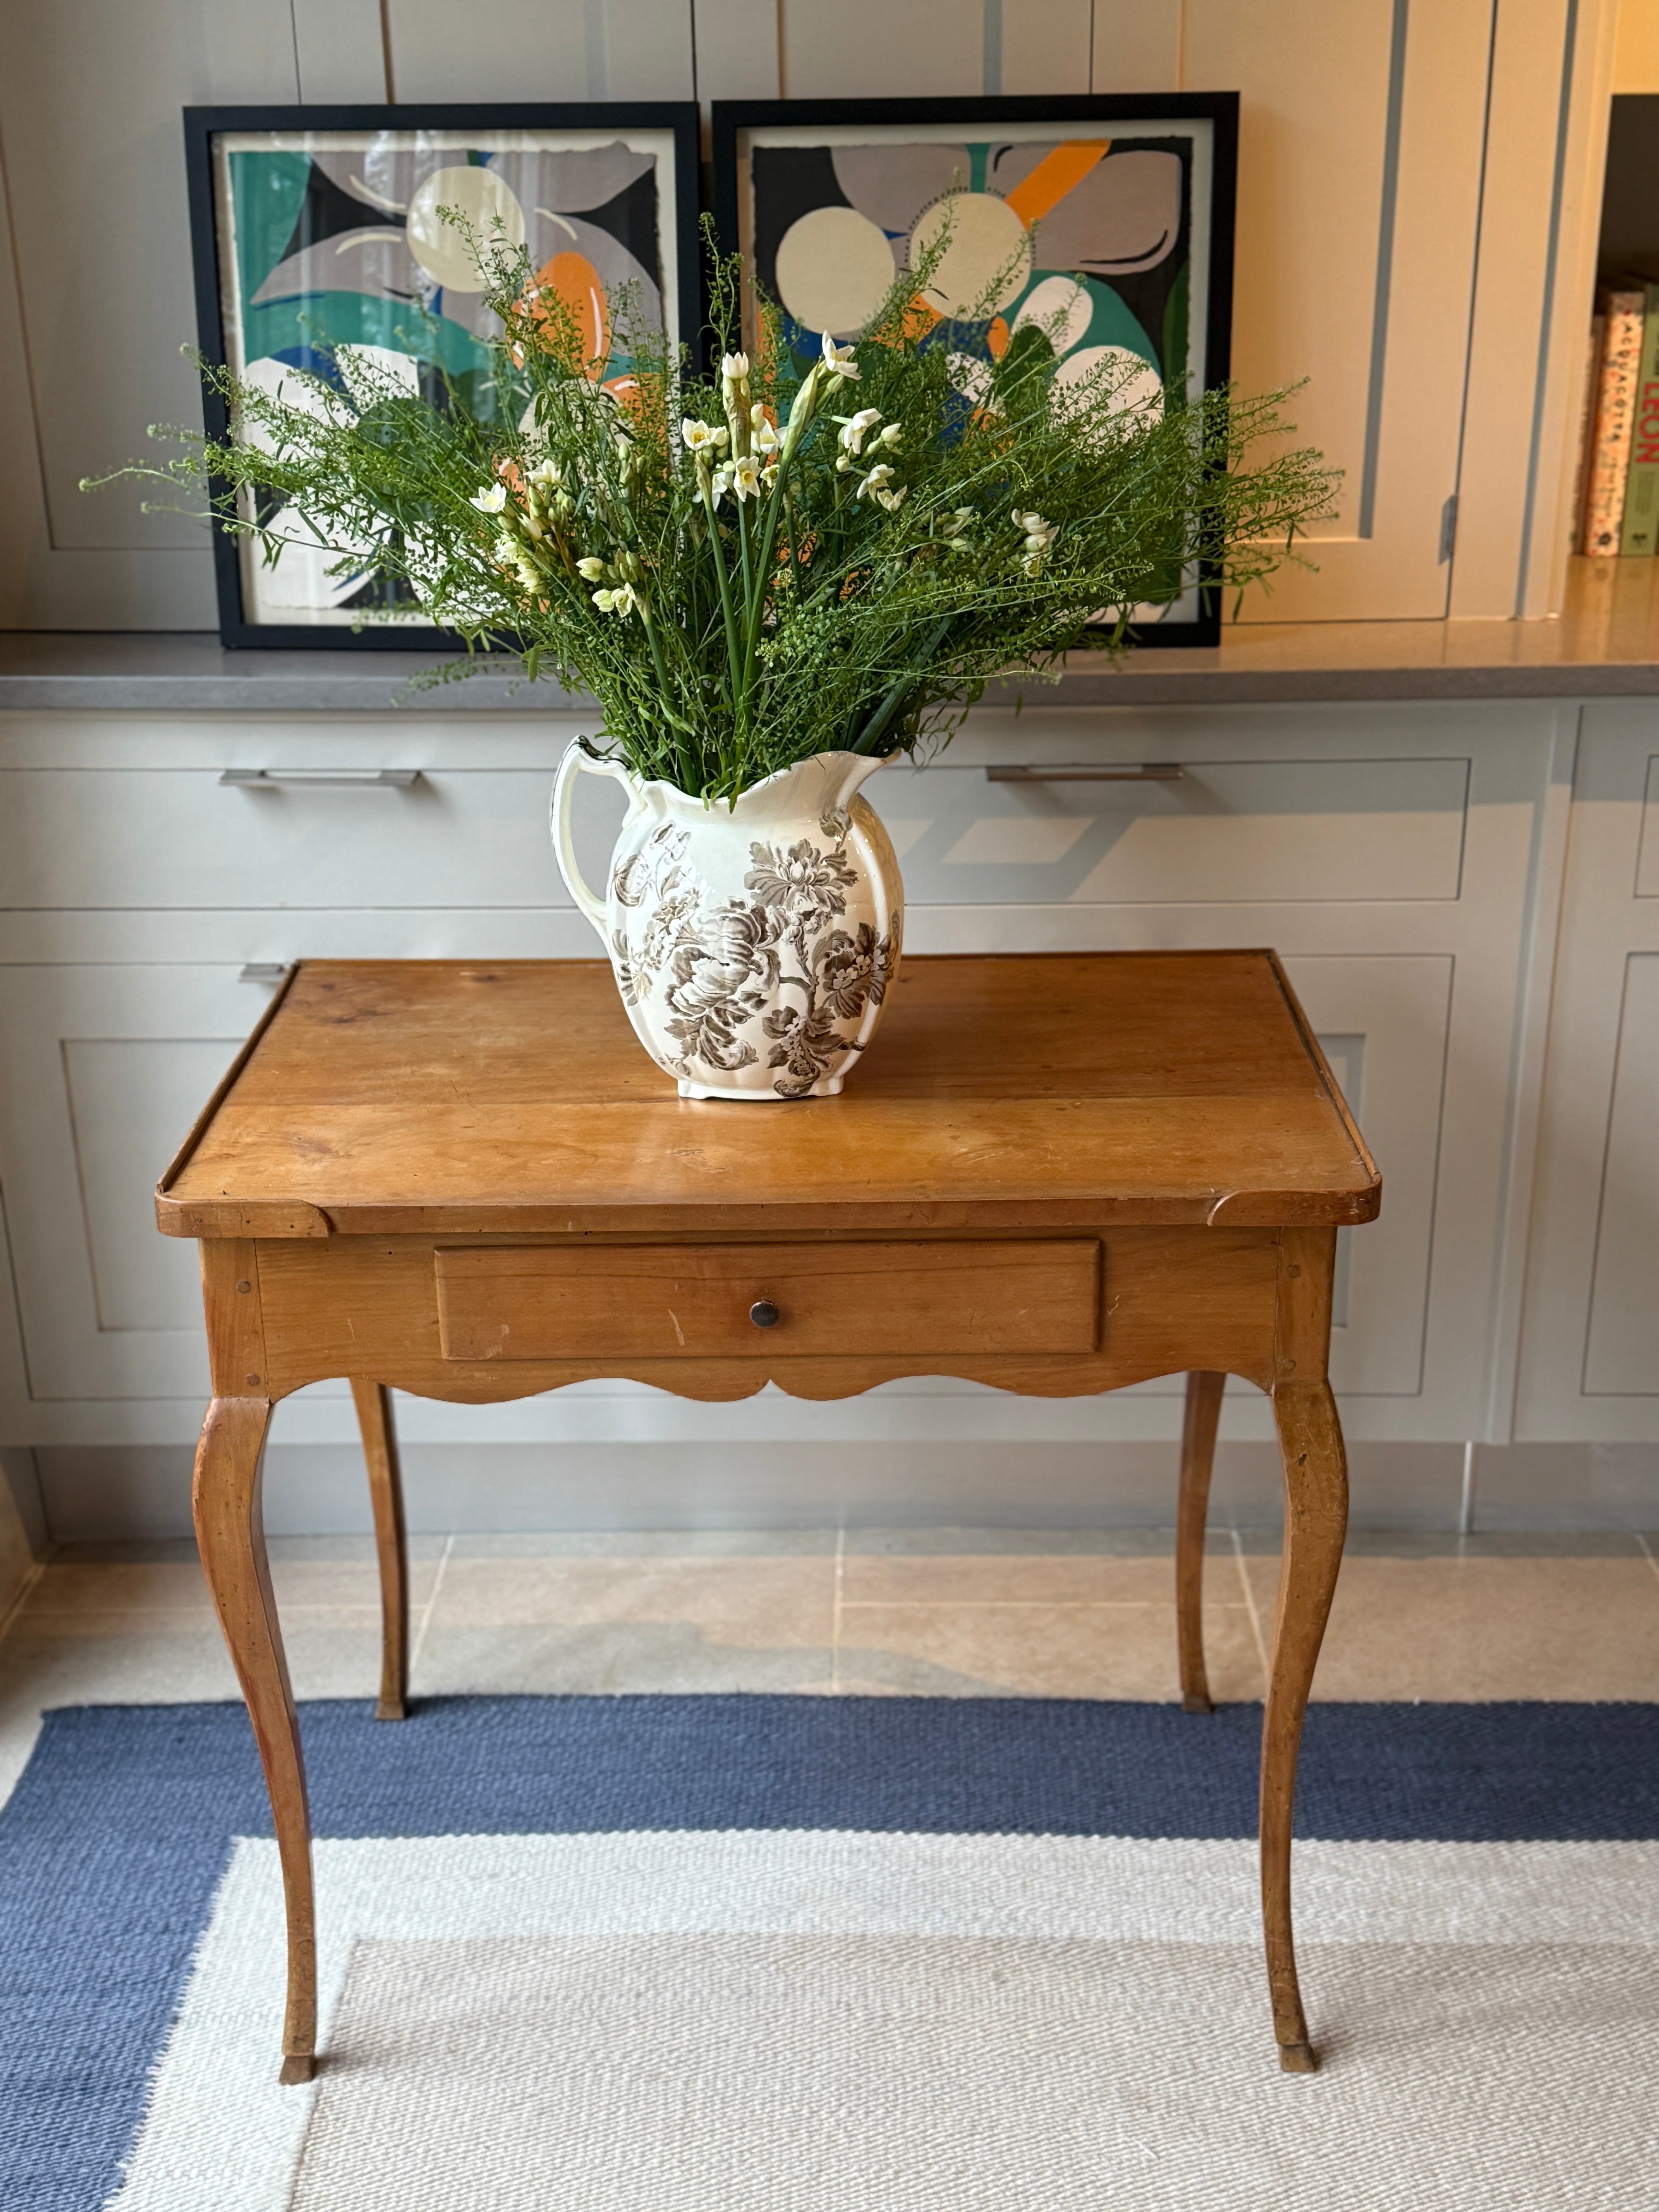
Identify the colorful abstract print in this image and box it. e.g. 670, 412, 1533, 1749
750, 136, 1192, 426
216, 132, 667, 623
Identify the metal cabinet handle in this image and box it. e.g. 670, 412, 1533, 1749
239, 963, 289, 983
219, 768, 422, 788
749, 1299, 781, 1329
984, 764, 1183, 782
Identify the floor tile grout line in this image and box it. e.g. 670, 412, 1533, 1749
408, 1532, 454, 1685
0, 1561, 45, 1648
831, 1527, 845, 1694
1231, 1528, 1272, 1687
839, 1599, 1257, 1613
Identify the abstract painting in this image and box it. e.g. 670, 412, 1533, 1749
184, 104, 699, 647
714, 96, 1237, 642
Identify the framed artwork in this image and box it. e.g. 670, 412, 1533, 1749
182, 103, 701, 650
713, 96, 1237, 646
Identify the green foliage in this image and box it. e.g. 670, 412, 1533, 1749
89, 224, 1337, 803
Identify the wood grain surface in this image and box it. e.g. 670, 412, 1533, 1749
252, 1226, 1285, 1401
158, 955, 1381, 1239
433, 1239, 1102, 1362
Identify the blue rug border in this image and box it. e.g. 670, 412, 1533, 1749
3, 1691, 1657, 2212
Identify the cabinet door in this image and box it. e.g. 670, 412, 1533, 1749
0, 966, 259, 1401
1281, 956, 1451, 1399
1180, 0, 1493, 620
1516, 706, 1659, 1441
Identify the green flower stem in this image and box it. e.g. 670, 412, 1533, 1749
852, 615, 954, 754
735, 493, 756, 728
636, 601, 694, 790
697, 469, 745, 735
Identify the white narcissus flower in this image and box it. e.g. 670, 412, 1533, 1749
720, 351, 750, 383
1017, 510, 1058, 573
835, 407, 883, 455
872, 485, 906, 512
681, 418, 728, 453
875, 422, 903, 449
471, 483, 508, 513
821, 334, 860, 381
855, 463, 896, 501
709, 462, 734, 503
750, 406, 780, 454
527, 459, 560, 487
730, 453, 762, 501
592, 582, 641, 617
575, 556, 608, 581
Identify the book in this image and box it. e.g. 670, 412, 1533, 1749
1581, 287, 1645, 556
1570, 314, 1602, 553
1620, 280, 1659, 555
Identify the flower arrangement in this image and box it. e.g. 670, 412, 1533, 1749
98, 225, 1334, 805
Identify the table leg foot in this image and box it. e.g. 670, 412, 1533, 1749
374, 1695, 407, 1722
1278, 2039, 1319, 2075
279, 2053, 317, 2086
1177, 1372, 1225, 1710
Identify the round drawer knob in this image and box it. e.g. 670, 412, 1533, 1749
749, 1299, 781, 1329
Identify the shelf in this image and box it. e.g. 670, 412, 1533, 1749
2, 560, 1657, 714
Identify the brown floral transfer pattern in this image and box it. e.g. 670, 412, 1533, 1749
609, 811, 898, 1098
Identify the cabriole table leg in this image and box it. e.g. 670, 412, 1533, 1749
192, 1395, 318, 2085
1176, 1370, 1226, 1712
1260, 1377, 1349, 2073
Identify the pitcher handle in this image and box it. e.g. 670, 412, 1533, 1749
551, 740, 636, 943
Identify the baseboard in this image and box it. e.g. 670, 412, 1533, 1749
27, 1437, 1659, 1544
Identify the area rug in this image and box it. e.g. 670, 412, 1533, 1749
3, 1696, 1657, 2210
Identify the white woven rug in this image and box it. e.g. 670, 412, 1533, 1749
114, 1832, 1659, 2210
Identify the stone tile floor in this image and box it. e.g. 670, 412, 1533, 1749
2, 1525, 1657, 1810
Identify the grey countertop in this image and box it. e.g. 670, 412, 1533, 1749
4, 566, 1659, 714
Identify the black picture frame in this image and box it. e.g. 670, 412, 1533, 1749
712, 94, 1238, 648
182, 102, 702, 652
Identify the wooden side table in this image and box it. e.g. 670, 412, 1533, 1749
158, 951, 1379, 2080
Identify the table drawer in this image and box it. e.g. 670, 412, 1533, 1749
434, 1240, 1102, 1362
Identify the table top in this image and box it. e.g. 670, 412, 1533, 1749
157, 953, 1382, 1240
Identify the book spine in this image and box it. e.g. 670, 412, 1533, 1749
1582, 291, 1645, 557
1570, 315, 1603, 553
1621, 284, 1659, 556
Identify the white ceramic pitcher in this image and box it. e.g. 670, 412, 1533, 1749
551, 744, 904, 1100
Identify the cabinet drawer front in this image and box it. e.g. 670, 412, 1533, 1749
434, 1241, 1102, 1362
0, 767, 593, 910
879, 754, 1470, 905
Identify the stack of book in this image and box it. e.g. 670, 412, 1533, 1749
1575, 280, 1659, 557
